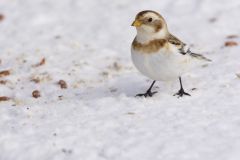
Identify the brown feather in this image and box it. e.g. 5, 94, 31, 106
132, 38, 167, 54
136, 10, 162, 19
167, 34, 185, 48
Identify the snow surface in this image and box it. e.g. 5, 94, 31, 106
1, 0, 240, 160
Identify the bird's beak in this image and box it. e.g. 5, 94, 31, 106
131, 20, 142, 27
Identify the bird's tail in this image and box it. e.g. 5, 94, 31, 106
190, 52, 212, 62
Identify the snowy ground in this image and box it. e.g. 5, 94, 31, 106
1, 0, 240, 160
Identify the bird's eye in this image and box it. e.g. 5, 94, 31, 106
148, 18, 153, 22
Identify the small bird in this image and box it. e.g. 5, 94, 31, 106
131, 10, 211, 97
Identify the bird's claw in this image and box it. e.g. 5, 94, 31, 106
136, 90, 157, 98
174, 88, 191, 98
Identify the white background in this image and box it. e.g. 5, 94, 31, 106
0, 0, 240, 159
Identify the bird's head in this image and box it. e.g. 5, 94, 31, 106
132, 10, 168, 42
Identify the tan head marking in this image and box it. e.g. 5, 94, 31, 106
132, 10, 166, 33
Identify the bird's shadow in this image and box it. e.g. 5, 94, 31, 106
73, 74, 200, 101
75, 76, 156, 100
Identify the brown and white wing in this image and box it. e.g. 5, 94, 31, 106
167, 34, 211, 62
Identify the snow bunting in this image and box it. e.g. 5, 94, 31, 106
131, 10, 211, 97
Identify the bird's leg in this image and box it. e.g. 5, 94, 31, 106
136, 80, 157, 97
174, 77, 191, 97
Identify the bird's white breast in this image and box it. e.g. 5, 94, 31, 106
131, 45, 192, 81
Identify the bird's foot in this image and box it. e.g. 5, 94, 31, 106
174, 88, 191, 98
136, 90, 157, 98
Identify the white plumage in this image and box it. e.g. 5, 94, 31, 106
130, 10, 210, 97
131, 43, 192, 81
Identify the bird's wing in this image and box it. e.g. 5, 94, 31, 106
167, 34, 211, 62
167, 33, 186, 49
167, 34, 190, 55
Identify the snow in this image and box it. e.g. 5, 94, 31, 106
0, 0, 240, 159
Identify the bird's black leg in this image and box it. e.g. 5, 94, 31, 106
136, 80, 157, 97
174, 77, 191, 97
